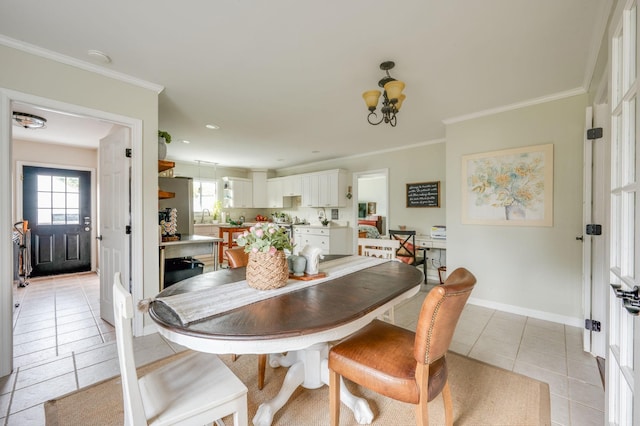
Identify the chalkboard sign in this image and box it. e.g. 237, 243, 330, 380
406, 181, 440, 207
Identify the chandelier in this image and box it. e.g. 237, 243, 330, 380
362, 61, 406, 127
13, 112, 47, 129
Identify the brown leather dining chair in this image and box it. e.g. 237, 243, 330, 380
328, 267, 476, 426
226, 246, 249, 269
225, 246, 269, 390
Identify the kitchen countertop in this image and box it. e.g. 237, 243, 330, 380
292, 223, 348, 229
159, 234, 222, 246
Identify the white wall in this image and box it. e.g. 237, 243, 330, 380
0, 44, 159, 376
446, 94, 587, 325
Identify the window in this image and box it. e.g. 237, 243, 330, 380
193, 178, 218, 213
36, 174, 80, 225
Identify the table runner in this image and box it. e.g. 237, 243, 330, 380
152, 255, 389, 325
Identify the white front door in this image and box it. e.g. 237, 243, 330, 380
98, 126, 131, 325
606, 2, 640, 424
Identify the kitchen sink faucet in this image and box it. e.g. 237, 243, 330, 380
201, 209, 211, 223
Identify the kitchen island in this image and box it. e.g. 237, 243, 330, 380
159, 234, 222, 290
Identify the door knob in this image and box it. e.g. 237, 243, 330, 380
611, 284, 639, 300
623, 298, 640, 315
611, 284, 640, 315
96, 235, 103, 241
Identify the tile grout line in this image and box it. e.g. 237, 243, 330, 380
53, 281, 60, 357
80, 275, 107, 343
3, 366, 20, 426
71, 352, 80, 390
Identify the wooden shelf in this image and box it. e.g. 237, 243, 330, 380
159, 160, 176, 199
158, 190, 175, 199
158, 160, 175, 173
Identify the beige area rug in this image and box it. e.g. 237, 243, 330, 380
45, 350, 550, 425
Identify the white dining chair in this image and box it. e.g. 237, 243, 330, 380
357, 238, 401, 323
358, 237, 399, 259
113, 272, 248, 426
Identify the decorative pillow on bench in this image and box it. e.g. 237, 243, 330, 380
392, 235, 416, 265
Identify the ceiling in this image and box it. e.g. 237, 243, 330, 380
1, 0, 608, 170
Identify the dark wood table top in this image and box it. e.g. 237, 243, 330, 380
149, 256, 423, 343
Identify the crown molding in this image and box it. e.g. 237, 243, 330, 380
443, 87, 587, 125
276, 138, 446, 173
0, 35, 164, 94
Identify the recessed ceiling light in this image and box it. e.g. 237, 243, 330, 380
182, 140, 190, 144
87, 49, 112, 64
205, 124, 220, 130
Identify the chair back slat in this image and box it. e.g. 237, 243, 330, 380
358, 238, 399, 259
113, 273, 148, 425
389, 230, 418, 264
413, 268, 476, 364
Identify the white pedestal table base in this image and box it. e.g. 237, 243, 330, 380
252, 342, 374, 426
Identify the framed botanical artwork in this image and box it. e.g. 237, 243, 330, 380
461, 143, 553, 226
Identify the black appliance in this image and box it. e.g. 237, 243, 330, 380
164, 257, 204, 287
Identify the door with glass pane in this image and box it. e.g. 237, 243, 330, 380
22, 166, 91, 277
607, 2, 640, 424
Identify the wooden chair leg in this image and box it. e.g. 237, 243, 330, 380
415, 363, 429, 426
415, 397, 429, 426
442, 380, 453, 426
258, 354, 267, 390
329, 369, 340, 426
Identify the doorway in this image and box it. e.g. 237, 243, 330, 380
1, 90, 144, 378
352, 169, 389, 250
22, 166, 92, 277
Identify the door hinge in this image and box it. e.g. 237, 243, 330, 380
587, 127, 603, 140
125, 148, 132, 158
585, 319, 601, 332
586, 224, 602, 235
125, 225, 132, 234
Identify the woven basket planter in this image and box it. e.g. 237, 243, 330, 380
246, 250, 289, 290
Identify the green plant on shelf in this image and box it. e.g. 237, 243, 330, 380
158, 130, 172, 143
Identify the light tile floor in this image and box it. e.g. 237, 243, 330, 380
1, 275, 603, 425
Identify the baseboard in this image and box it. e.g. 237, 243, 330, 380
468, 296, 583, 328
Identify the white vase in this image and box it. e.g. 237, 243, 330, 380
505, 204, 525, 220
158, 137, 167, 160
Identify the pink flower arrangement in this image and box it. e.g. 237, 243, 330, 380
236, 222, 293, 254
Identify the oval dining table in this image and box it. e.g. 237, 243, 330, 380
148, 255, 423, 426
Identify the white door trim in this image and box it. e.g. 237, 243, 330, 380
351, 168, 390, 252
0, 88, 144, 376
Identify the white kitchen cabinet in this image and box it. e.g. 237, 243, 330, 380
292, 225, 349, 255
222, 177, 253, 208
301, 174, 320, 207
251, 170, 268, 208
300, 169, 348, 207
266, 177, 292, 208
282, 175, 302, 196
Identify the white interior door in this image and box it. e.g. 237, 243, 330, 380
582, 104, 609, 358
606, 3, 640, 424
98, 126, 131, 325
